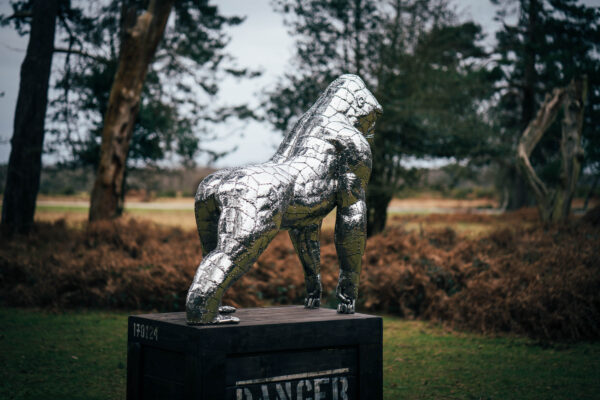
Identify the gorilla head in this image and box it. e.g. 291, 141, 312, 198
328, 74, 383, 137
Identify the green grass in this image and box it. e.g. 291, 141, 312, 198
34, 205, 193, 213
382, 318, 600, 399
35, 205, 89, 213
1, 308, 127, 400
125, 208, 192, 214
1, 308, 599, 400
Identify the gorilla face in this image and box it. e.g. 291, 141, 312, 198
354, 90, 383, 138
334, 74, 383, 137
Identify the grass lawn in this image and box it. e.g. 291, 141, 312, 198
1, 308, 127, 400
1, 308, 598, 399
383, 321, 600, 399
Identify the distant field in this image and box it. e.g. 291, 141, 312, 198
33, 198, 199, 229
34, 205, 199, 230
0, 195, 526, 232
0, 195, 581, 234
2, 307, 598, 400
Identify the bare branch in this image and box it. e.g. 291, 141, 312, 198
7, 11, 33, 19
52, 47, 107, 63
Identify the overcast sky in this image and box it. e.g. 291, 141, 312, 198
0, 0, 524, 168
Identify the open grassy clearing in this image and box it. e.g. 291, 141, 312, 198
28, 194, 592, 235
28, 205, 518, 235
1, 307, 598, 400
29, 203, 335, 230
391, 220, 504, 238
21, 197, 510, 234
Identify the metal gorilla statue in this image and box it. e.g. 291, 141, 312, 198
186, 74, 382, 324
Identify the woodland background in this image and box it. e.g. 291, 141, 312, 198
0, 1, 599, 398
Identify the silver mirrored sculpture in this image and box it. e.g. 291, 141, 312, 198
186, 74, 382, 324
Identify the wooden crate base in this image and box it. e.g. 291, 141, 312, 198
127, 306, 382, 400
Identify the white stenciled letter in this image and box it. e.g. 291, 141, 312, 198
236, 388, 253, 400
314, 377, 329, 400
340, 377, 349, 400
276, 382, 292, 400
296, 379, 313, 400
332, 377, 339, 400
261, 384, 270, 400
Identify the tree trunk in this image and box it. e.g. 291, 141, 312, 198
1, 0, 60, 234
503, 164, 531, 210
366, 133, 395, 236
522, 0, 538, 131
505, 0, 539, 211
517, 78, 587, 224
583, 174, 599, 211
89, 0, 174, 222
366, 185, 391, 237
353, 0, 362, 76
554, 78, 587, 220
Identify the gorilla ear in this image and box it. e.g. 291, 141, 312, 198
356, 96, 365, 108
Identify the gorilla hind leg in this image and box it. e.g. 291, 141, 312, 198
187, 205, 282, 324
195, 195, 219, 255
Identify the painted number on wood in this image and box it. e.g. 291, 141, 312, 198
132, 322, 158, 341
235, 369, 350, 400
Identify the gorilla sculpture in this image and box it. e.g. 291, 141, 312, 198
186, 74, 382, 324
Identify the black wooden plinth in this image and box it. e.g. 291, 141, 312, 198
127, 306, 382, 400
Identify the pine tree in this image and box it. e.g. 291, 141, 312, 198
491, 0, 600, 210
267, 0, 495, 235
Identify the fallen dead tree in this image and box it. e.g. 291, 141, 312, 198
517, 77, 587, 224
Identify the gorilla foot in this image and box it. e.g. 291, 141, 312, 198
337, 299, 356, 314
186, 291, 240, 324
186, 285, 228, 325
186, 311, 240, 325
212, 313, 240, 324
218, 305, 237, 314
304, 296, 321, 309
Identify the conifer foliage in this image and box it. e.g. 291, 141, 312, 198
266, 0, 495, 235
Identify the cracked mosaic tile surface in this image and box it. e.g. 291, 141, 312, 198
186, 74, 382, 324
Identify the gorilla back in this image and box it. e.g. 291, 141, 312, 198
187, 74, 382, 324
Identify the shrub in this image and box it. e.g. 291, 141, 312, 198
1, 213, 599, 341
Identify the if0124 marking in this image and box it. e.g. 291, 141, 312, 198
132, 322, 158, 341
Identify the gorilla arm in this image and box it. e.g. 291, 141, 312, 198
334, 172, 367, 314
289, 223, 322, 308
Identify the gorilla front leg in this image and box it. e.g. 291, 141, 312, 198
289, 223, 322, 308
186, 251, 245, 324
334, 197, 367, 314
195, 197, 236, 315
